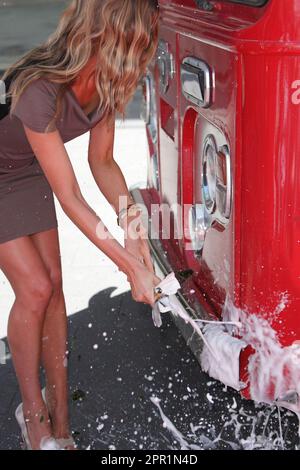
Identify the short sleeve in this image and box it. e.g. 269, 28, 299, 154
11, 78, 58, 133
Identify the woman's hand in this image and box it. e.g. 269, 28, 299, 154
124, 236, 154, 273
121, 211, 162, 305
126, 259, 162, 306
122, 211, 155, 273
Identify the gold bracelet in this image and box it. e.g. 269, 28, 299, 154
117, 203, 136, 226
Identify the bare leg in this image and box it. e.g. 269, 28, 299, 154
30, 229, 74, 448
0, 236, 53, 450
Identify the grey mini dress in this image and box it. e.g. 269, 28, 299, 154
0, 78, 105, 244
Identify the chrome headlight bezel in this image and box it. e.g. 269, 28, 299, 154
202, 134, 218, 215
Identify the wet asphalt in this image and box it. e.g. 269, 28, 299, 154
0, 287, 299, 450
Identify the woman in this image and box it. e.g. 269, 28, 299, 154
0, 0, 161, 450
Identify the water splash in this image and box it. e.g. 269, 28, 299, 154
163, 287, 300, 445
172, 290, 300, 412
150, 393, 298, 450
222, 294, 300, 408
150, 396, 202, 450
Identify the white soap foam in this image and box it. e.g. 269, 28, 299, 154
200, 324, 247, 391
84, 273, 299, 450
222, 294, 300, 408
177, 290, 300, 413
164, 285, 300, 442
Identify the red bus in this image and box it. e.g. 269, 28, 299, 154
131, 0, 300, 413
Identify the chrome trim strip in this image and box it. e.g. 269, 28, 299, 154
218, 144, 232, 220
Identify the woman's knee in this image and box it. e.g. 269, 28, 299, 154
18, 276, 53, 313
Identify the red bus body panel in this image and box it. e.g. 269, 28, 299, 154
140, 0, 300, 404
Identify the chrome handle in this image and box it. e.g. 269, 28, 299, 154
181, 57, 213, 108
157, 55, 168, 93
157, 39, 175, 95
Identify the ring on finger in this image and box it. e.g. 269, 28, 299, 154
154, 287, 163, 302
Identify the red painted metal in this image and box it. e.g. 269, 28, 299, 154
142, 0, 300, 402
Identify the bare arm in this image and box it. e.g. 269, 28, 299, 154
88, 115, 154, 272
88, 114, 135, 216
23, 125, 138, 279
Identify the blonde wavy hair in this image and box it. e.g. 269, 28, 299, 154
2, 0, 159, 130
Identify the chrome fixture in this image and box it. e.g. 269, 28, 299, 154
202, 134, 232, 226
140, 72, 158, 144
150, 152, 160, 191
181, 56, 213, 108
188, 203, 212, 255
157, 39, 175, 95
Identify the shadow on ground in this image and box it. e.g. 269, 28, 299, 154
0, 287, 299, 450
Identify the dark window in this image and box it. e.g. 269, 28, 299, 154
224, 0, 269, 6
195, 0, 269, 9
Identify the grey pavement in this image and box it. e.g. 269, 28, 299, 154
1, 286, 300, 450
0, 0, 70, 71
